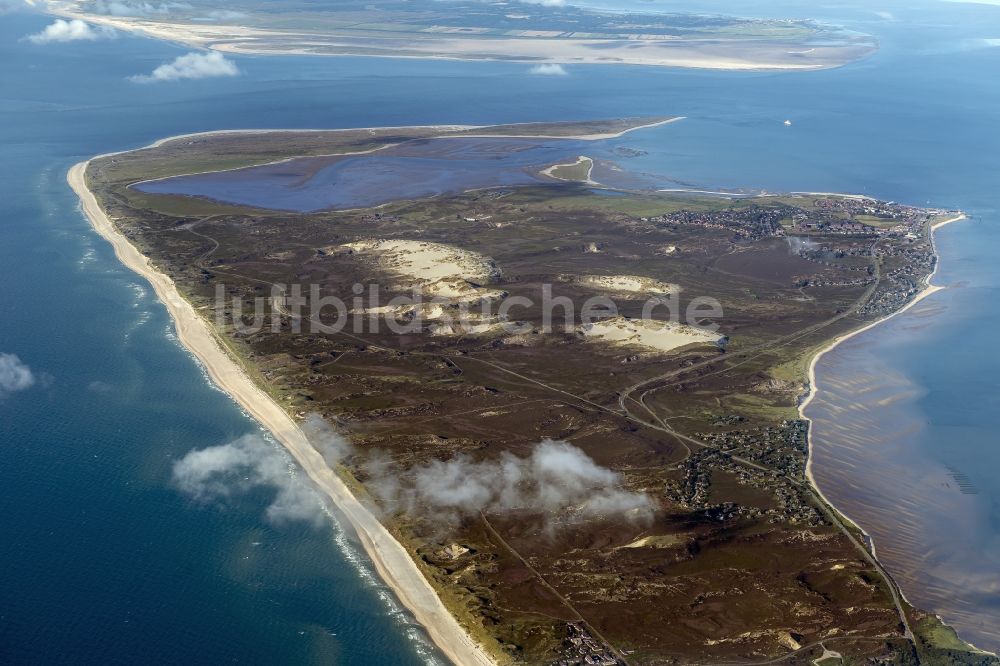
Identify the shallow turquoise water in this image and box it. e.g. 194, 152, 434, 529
1, 0, 999, 659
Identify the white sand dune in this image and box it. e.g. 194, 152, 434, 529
345, 239, 501, 299
581, 316, 721, 353
577, 274, 676, 295
358, 302, 507, 336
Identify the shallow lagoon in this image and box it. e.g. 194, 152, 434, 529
135, 137, 595, 211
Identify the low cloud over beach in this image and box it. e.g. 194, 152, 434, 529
172, 432, 328, 527
174, 415, 652, 530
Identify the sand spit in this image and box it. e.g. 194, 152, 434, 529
80, 120, 678, 161
452, 116, 684, 141
541, 156, 597, 185
581, 316, 721, 353
69, 161, 497, 666
344, 239, 502, 300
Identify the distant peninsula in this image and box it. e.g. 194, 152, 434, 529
45, 0, 877, 70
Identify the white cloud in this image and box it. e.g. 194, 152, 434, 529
520, 0, 566, 6
301, 413, 353, 466
172, 433, 326, 527
26, 19, 116, 44
202, 9, 246, 21
172, 416, 652, 532
530, 63, 568, 76
130, 51, 240, 83
0, 353, 36, 399
368, 439, 654, 526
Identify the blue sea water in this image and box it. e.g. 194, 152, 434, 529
1, 0, 999, 660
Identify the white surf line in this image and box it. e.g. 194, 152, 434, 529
68, 157, 497, 666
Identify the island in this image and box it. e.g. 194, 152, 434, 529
70, 118, 994, 665
46, 0, 877, 71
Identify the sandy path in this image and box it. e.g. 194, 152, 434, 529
68, 161, 497, 666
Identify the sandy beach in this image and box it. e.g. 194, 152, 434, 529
68, 160, 497, 666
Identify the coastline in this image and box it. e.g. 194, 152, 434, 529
68, 159, 498, 666
800, 212, 973, 641
802, 212, 965, 511
69, 114, 975, 658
